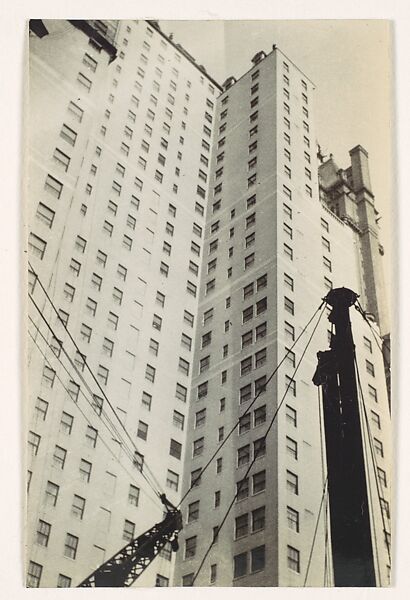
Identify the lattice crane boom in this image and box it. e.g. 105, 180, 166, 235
78, 495, 182, 587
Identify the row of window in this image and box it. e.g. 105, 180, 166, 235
27, 561, 71, 588
137, 26, 217, 95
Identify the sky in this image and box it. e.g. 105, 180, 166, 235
160, 20, 392, 290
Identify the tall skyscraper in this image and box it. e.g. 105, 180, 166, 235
173, 48, 391, 587
26, 20, 391, 589
27, 19, 220, 588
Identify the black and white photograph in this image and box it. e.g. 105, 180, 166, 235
23, 15, 393, 591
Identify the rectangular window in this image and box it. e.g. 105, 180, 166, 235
363, 336, 373, 353
179, 357, 190, 376
238, 444, 251, 467
181, 333, 192, 351
45, 481, 59, 506
53, 147, 70, 172
252, 507, 265, 533
248, 174, 257, 188
45, 456, 62, 490
234, 552, 247, 578
184, 310, 194, 328
250, 545, 265, 573
254, 405, 267, 427
60, 123, 77, 146
244, 253, 255, 270
184, 279, 197, 298
286, 436, 298, 460
198, 381, 208, 399
42, 365, 55, 388
57, 574, 71, 588
27, 561, 43, 587
285, 321, 295, 341
286, 404, 297, 427
77, 72, 92, 92
287, 546, 300, 573
239, 413, 251, 435
123, 519, 135, 542
287, 470, 298, 494
285, 348, 296, 369
254, 437, 266, 459
199, 355, 210, 373
166, 470, 179, 491
368, 384, 378, 402
64, 533, 79, 559
28, 431, 41, 456
284, 296, 295, 315
366, 360, 375, 377
371, 410, 381, 429
188, 501, 200, 523
242, 330, 253, 349
160, 262, 169, 277
243, 305, 254, 323
44, 174, 64, 200
145, 364, 156, 383
185, 536, 197, 559
284, 222, 293, 239
285, 273, 294, 292
68, 100, 83, 122
284, 204, 293, 221
193, 437, 204, 457
243, 283, 254, 299
195, 408, 206, 428
173, 410, 185, 431
235, 514, 249, 539
255, 375, 267, 396
284, 243, 293, 260
256, 297, 267, 315
241, 356, 252, 376
79, 459, 92, 483
72, 495, 86, 519
137, 421, 148, 441
255, 348, 267, 368
35, 397, 49, 421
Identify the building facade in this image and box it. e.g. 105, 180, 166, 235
26, 20, 391, 589
174, 48, 391, 587
26, 19, 220, 588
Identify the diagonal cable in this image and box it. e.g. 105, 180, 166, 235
190, 304, 326, 584
303, 476, 329, 587
29, 263, 165, 493
178, 301, 325, 508
28, 289, 164, 498
27, 326, 163, 512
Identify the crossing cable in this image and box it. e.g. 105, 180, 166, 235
323, 490, 330, 586
27, 326, 163, 512
178, 300, 326, 509
303, 476, 329, 587
28, 266, 165, 496
28, 284, 164, 498
317, 385, 331, 586
190, 304, 326, 585
27, 314, 163, 504
27, 304, 162, 501
354, 356, 392, 567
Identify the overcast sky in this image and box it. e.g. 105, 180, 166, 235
160, 20, 392, 289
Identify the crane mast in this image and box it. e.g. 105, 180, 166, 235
313, 287, 376, 586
